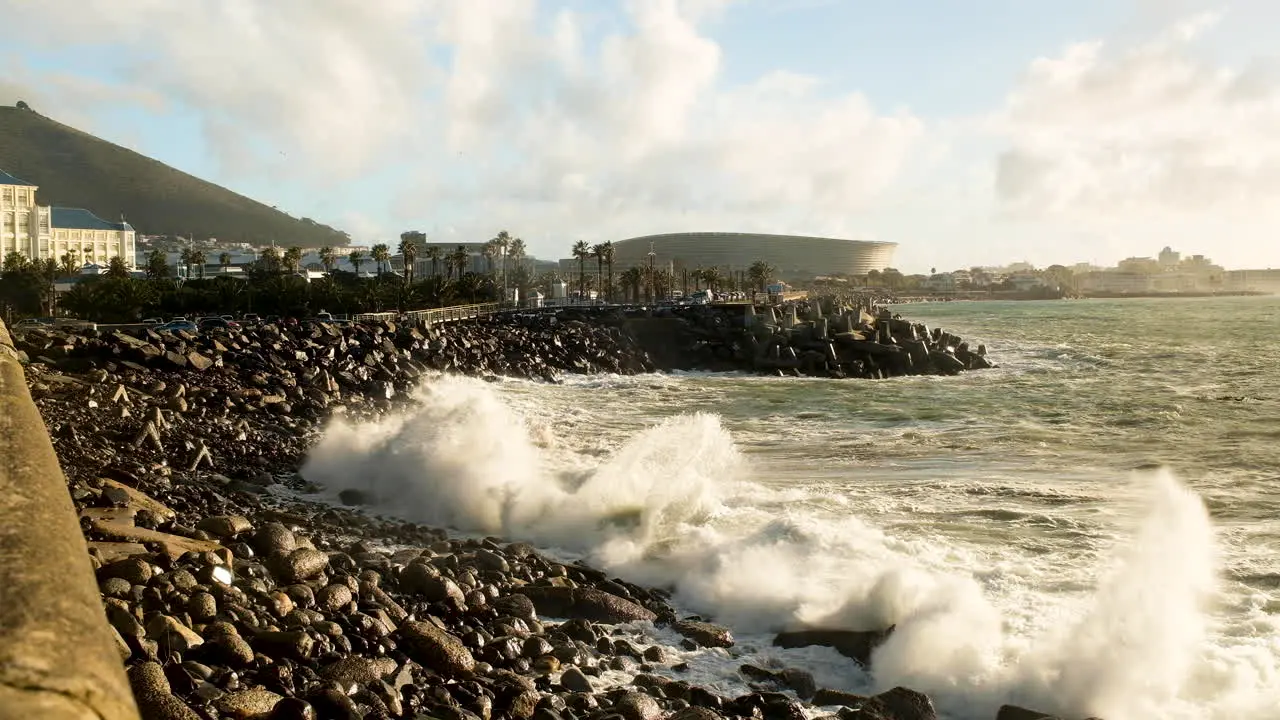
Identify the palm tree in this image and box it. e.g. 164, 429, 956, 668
591, 243, 607, 301
318, 246, 335, 274
258, 246, 282, 274
455, 271, 484, 304
601, 241, 615, 301
191, 250, 207, 279
283, 246, 303, 274
371, 243, 390, 278
508, 237, 526, 273
3, 251, 29, 275
448, 245, 470, 281
493, 230, 511, 288
145, 250, 168, 280
106, 255, 131, 280
703, 267, 722, 293
481, 240, 498, 276
348, 249, 365, 276
179, 248, 193, 279
572, 240, 590, 300
219, 252, 232, 275
424, 245, 443, 278
398, 237, 418, 284
748, 260, 775, 292
58, 252, 77, 277
620, 267, 644, 304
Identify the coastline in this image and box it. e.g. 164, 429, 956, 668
9, 308, 1070, 720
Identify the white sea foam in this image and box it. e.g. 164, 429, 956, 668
300, 374, 1279, 720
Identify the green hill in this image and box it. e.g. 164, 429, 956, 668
0, 104, 349, 247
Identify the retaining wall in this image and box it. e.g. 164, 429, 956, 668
0, 319, 139, 719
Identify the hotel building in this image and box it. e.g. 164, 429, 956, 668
0, 169, 137, 268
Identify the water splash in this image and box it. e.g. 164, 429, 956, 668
301, 375, 1266, 720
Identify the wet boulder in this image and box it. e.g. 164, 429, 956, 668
772, 626, 894, 667
673, 619, 734, 648
858, 687, 937, 720
395, 620, 476, 677
995, 707, 1072, 720
515, 586, 657, 623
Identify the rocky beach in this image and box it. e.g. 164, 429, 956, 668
4, 303, 1079, 720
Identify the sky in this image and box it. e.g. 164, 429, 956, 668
3, 0, 1280, 273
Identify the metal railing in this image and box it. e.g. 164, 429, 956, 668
352, 302, 506, 326
350, 291, 818, 327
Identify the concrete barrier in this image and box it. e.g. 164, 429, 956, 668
0, 319, 140, 720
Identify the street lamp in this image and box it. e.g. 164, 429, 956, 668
647, 243, 656, 303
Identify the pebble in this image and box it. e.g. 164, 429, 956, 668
20, 310, 964, 720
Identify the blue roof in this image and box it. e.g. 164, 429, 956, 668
51, 207, 133, 232
0, 169, 36, 187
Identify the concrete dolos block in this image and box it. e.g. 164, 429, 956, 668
0, 319, 140, 720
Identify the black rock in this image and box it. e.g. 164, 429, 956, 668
269, 697, 317, 720
396, 620, 476, 678
559, 666, 593, 693
772, 627, 894, 668
673, 620, 734, 648
252, 522, 297, 557
271, 547, 329, 583
515, 586, 657, 624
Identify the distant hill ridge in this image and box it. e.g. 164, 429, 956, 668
0, 104, 349, 247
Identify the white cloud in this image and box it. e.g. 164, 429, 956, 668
4, 0, 436, 179
10, 1, 1277, 269
990, 12, 1280, 266
0, 0, 924, 260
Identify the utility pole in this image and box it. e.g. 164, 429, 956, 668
647, 242, 656, 303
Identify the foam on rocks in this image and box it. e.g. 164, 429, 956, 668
5, 308, 1058, 720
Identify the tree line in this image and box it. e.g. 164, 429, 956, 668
0, 231, 785, 324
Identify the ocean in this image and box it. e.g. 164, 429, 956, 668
300, 296, 1280, 720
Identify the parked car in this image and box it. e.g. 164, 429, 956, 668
242, 313, 261, 323
14, 318, 52, 328
170, 316, 189, 323
154, 320, 198, 333
220, 315, 236, 321
198, 317, 240, 331
141, 317, 164, 325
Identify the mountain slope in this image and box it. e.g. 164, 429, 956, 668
0, 104, 348, 246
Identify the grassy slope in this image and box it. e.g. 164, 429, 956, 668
0, 106, 348, 247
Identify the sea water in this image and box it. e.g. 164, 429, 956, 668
301, 296, 1280, 720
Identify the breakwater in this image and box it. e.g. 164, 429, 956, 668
619, 300, 994, 377
0, 309, 1075, 720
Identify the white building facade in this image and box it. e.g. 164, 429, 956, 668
1, 169, 136, 268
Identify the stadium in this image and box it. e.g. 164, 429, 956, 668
607, 232, 896, 279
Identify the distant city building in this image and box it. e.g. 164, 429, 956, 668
1117, 256, 1161, 274
408, 242, 489, 278
1009, 272, 1047, 291
924, 273, 956, 292
1224, 269, 1280, 293
1, 169, 137, 268
1158, 246, 1181, 268
603, 232, 896, 280
1078, 272, 1154, 294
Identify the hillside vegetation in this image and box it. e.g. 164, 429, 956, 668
0, 104, 348, 246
